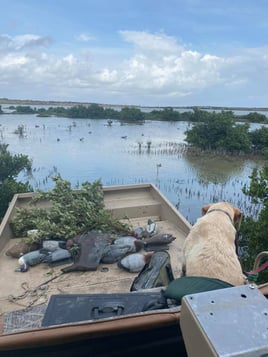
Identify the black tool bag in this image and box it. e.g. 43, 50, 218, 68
130, 251, 174, 291
42, 291, 168, 327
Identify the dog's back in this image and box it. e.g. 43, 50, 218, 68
182, 202, 245, 286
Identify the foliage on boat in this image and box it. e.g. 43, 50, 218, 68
10, 175, 132, 242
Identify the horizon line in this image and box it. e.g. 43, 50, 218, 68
1, 98, 268, 112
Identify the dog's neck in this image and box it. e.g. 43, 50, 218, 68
207, 208, 234, 225
207, 208, 241, 257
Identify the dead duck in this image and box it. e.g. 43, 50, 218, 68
145, 219, 158, 236
18, 250, 50, 272
113, 236, 144, 252
101, 245, 132, 264
117, 252, 153, 273
142, 233, 176, 246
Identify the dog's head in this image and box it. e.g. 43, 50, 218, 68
202, 202, 242, 227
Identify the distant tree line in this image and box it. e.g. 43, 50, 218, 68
4, 104, 268, 124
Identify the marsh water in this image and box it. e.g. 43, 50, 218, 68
0, 113, 265, 224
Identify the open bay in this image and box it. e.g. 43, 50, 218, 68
0, 113, 265, 224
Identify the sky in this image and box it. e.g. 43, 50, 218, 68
1, 0, 268, 107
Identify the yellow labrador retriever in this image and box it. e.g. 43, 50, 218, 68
182, 202, 245, 286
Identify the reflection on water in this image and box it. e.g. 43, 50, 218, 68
0, 114, 265, 224
185, 154, 247, 184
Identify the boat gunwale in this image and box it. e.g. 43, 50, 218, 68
0, 306, 181, 350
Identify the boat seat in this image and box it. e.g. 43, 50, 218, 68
106, 198, 162, 220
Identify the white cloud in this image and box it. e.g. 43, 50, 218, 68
76, 33, 95, 42
0, 54, 30, 67
109, 35, 225, 94
0, 34, 51, 53
119, 31, 183, 55
0, 31, 267, 106
98, 69, 118, 83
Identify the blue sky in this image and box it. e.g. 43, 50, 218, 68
1, 0, 268, 107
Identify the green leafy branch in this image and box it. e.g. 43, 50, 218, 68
10, 175, 131, 243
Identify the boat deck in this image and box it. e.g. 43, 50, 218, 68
0, 184, 191, 316
0, 215, 186, 314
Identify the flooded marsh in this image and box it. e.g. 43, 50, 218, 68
0, 113, 265, 224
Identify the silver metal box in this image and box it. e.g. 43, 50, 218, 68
180, 285, 268, 356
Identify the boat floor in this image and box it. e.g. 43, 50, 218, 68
0, 216, 185, 317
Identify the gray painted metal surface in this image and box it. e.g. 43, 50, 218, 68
182, 285, 268, 356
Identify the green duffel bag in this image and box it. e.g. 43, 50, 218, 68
164, 276, 233, 305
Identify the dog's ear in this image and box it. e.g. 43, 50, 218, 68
202, 204, 211, 216
234, 207, 242, 226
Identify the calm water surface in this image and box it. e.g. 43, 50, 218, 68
0, 114, 264, 224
